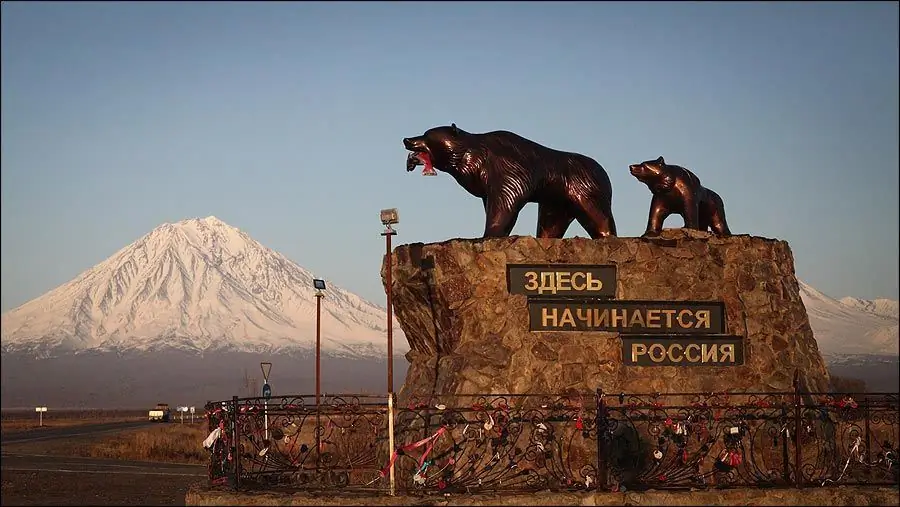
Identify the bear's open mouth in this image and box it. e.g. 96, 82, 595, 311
406, 150, 436, 175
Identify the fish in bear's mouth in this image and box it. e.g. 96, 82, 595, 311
406, 151, 436, 176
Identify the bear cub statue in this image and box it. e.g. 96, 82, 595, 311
629, 156, 732, 237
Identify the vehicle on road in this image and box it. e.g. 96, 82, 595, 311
148, 403, 171, 422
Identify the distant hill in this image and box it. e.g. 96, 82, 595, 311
799, 281, 898, 357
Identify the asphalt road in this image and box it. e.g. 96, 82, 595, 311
0, 452, 205, 478
1, 422, 206, 505
1, 420, 157, 444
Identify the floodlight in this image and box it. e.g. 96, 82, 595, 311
380, 208, 399, 226
313, 279, 326, 291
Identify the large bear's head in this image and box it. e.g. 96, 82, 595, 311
403, 123, 468, 175
629, 156, 675, 194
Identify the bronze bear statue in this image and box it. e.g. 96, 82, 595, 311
629, 156, 732, 237
403, 124, 617, 238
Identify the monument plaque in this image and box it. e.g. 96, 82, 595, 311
506, 264, 617, 298
621, 335, 745, 367
528, 299, 726, 334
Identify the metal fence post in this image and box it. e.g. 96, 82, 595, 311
316, 395, 322, 472
232, 395, 241, 491
780, 403, 790, 485
388, 393, 396, 496
595, 388, 608, 490
864, 395, 872, 482
793, 370, 802, 489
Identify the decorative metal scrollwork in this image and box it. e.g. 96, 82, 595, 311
204, 390, 898, 493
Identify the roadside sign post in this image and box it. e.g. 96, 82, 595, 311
35, 406, 47, 427
189, 406, 195, 424
261, 362, 272, 441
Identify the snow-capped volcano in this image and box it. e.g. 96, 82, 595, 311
1, 216, 407, 359
799, 281, 898, 357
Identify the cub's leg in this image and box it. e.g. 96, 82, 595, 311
708, 190, 732, 236
643, 195, 670, 237
698, 203, 712, 233
681, 195, 700, 230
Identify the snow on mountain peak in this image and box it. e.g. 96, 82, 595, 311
1, 217, 407, 358
799, 281, 898, 357
838, 297, 899, 320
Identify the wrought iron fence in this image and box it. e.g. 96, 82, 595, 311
597, 390, 898, 490
391, 393, 599, 493
204, 386, 898, 494
205, 394, 389, 491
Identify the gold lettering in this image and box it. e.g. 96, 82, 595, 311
702, 344, 718, 363
575, 308, 593, 326
534, 303, 722, 333
556, 271, 572, 291
684, 344, 701, 362
631, 343, 647, 363
610, 309, 626, 328
586, 273, 603, 291
595, 309, 609, 327
645, 309, 661, 328
628, 310, 646, 329
559, 308, 576, 328
648, 344, 667, 363
571, 272, 586, 291
524, 271, 539, 291
676, 309, 694, 329
720, 344, 735, 363
667, 343, 684, 363
695, 310, 710, 329
537, 272, 557, 294
662, 309, 677, 328
541, 307, 558, 328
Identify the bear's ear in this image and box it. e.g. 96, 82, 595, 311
656, 156, 665, 165
451, 123, 459, 134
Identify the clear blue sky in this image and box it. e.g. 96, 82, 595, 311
2, 1, 898, 312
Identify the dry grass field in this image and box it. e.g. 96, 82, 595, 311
85, 422, 210, 464
0, 409, 145, 434
5, 422, 212, 465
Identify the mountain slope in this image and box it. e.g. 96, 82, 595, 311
838, 297, 899, 320
799, 281, 898, 357
1, 216, 407, 359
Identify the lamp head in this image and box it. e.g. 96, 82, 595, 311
380, 208, 399, 226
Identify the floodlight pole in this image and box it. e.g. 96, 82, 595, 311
316, 291, 322, 407
382, 224, 397, 395
315, 289, 323, 471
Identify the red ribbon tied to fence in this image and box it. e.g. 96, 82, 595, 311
379, 426, 448, 478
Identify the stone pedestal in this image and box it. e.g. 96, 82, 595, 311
382, 229, 830, 400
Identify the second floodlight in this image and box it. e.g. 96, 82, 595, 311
380, 208, 399, 226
